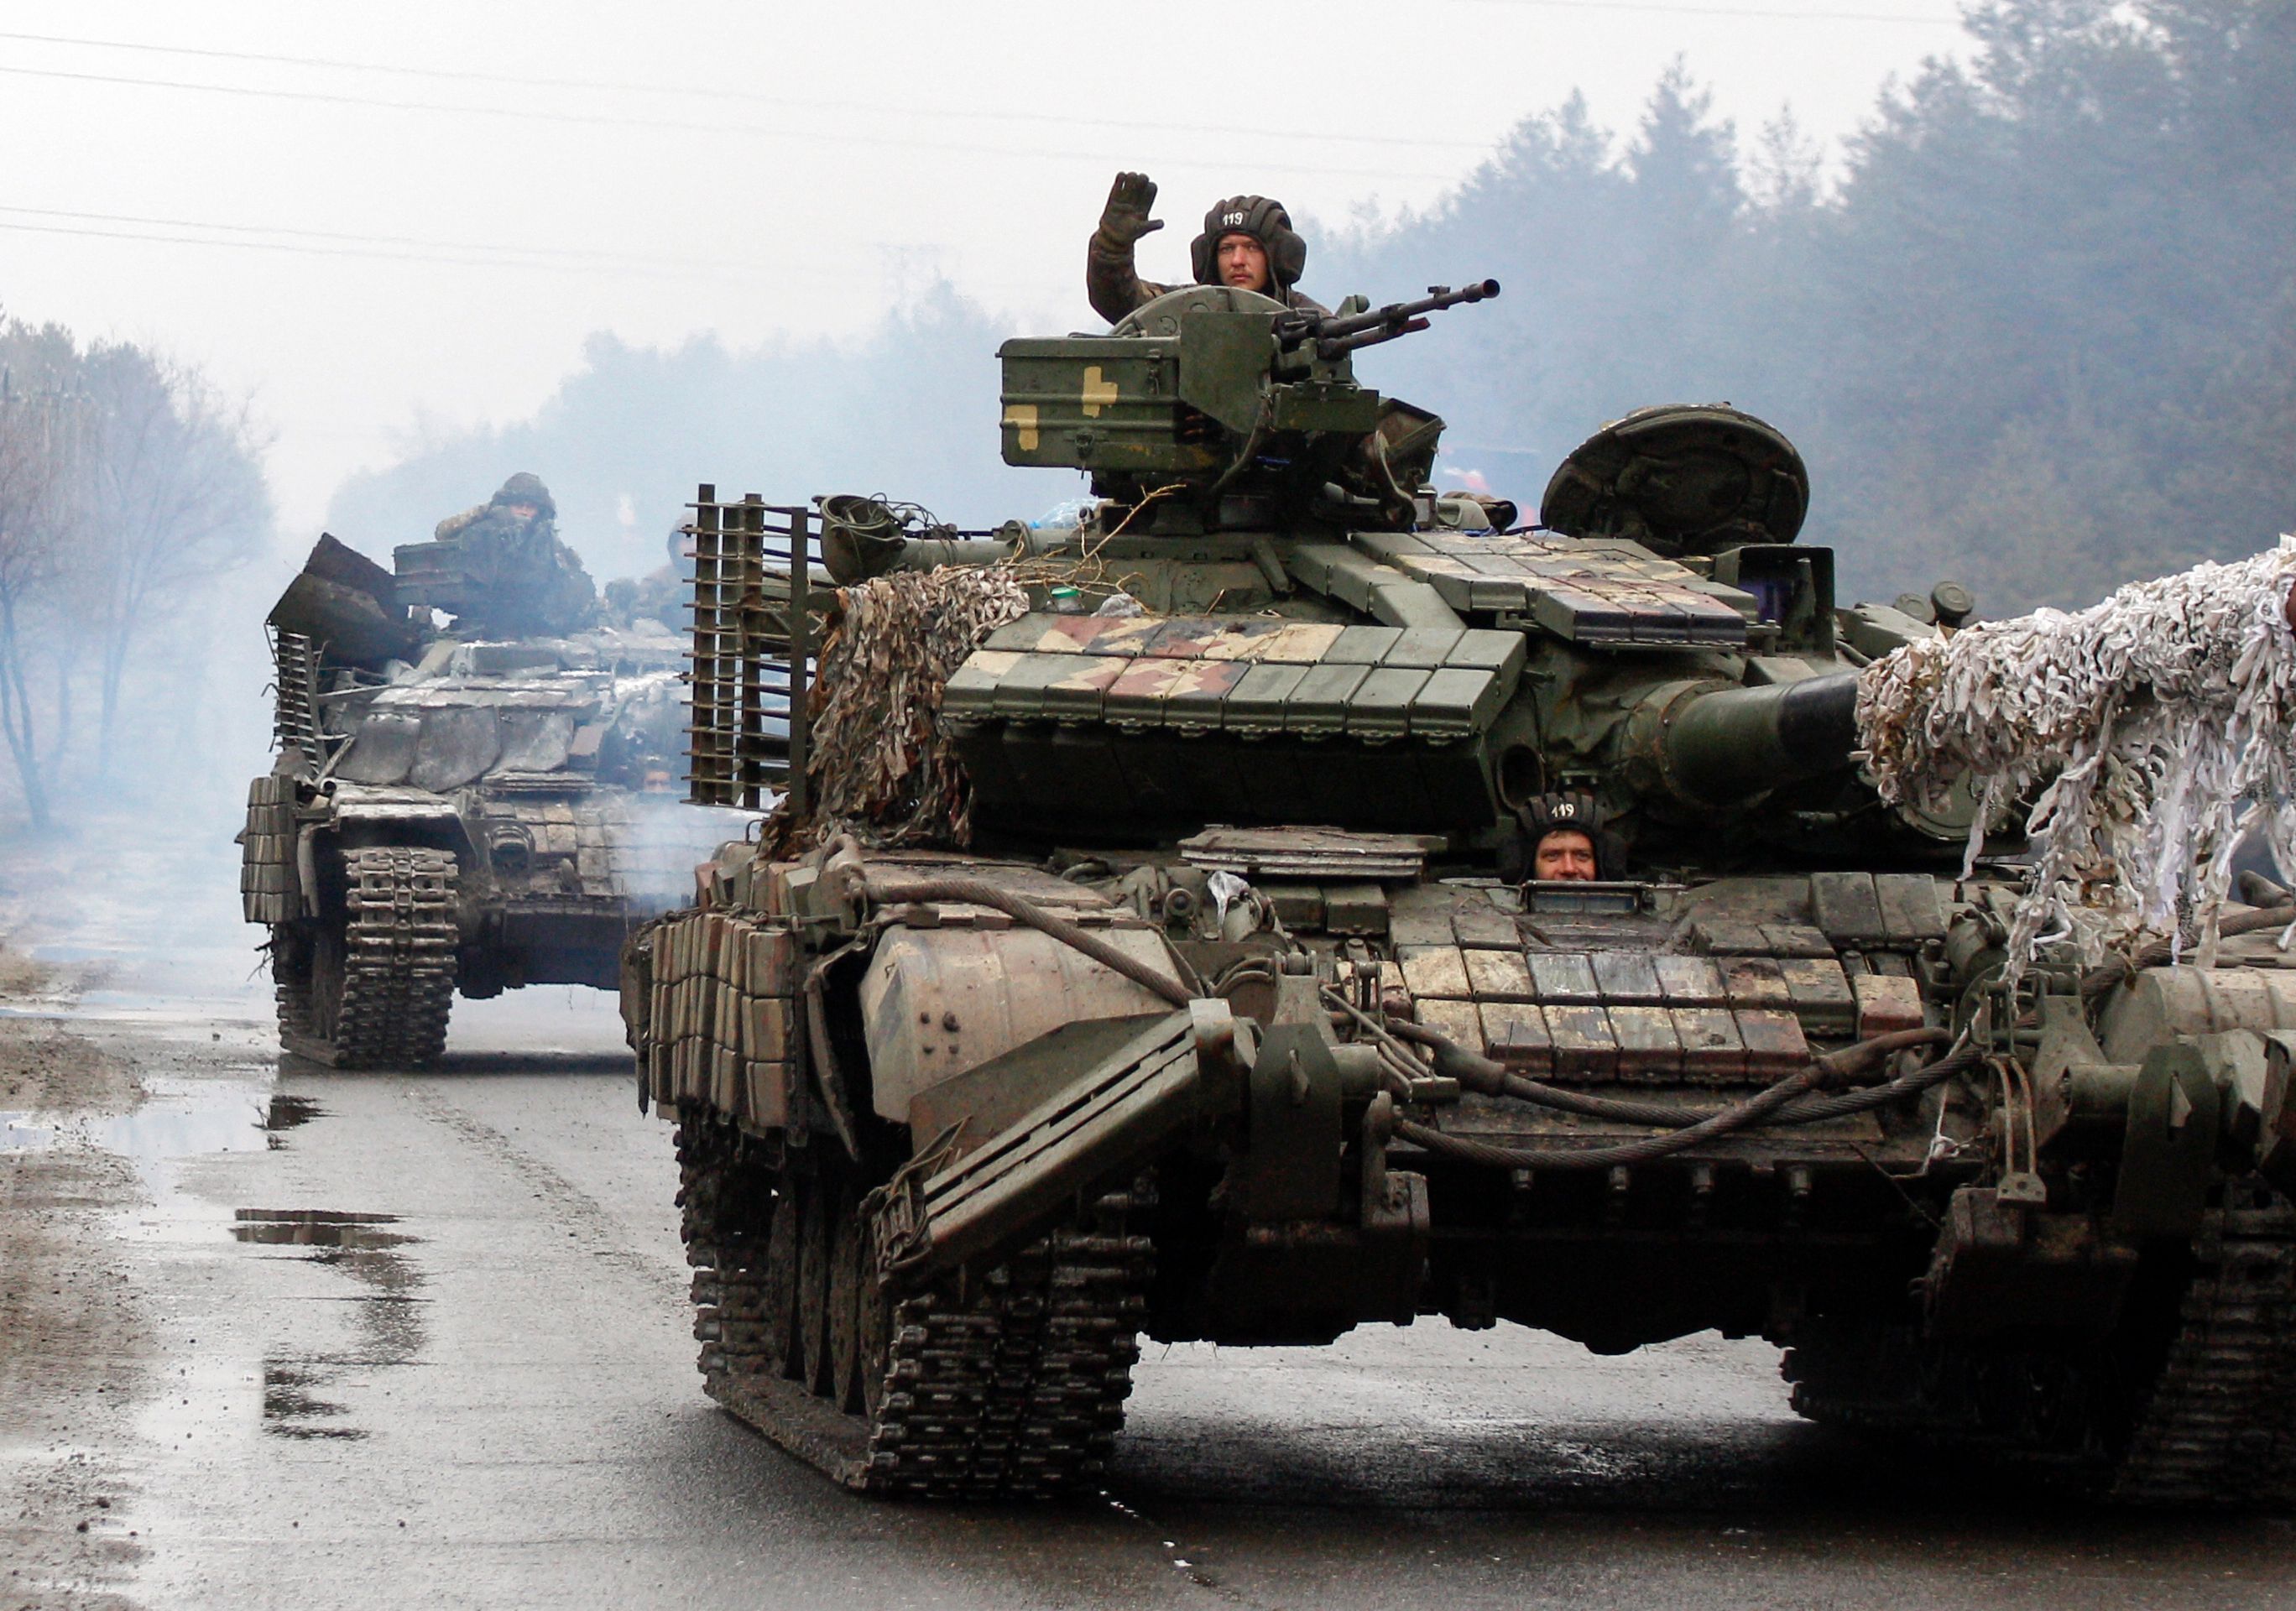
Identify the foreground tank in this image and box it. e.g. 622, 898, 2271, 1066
240, 532, 739, 1066
624, 282, 2296, 1505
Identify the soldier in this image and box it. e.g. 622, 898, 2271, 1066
602, 526, 695, 632
430, 472, 599, 639
1500, 792, 1620, 884
1088, 171, 1328, 326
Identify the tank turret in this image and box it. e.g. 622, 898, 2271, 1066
817, 288, 1962, 863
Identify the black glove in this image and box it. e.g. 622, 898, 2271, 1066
1098, 171, 1163, 247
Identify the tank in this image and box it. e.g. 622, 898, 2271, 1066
239, 529, 745, 1066
623, 281, 2296, 1506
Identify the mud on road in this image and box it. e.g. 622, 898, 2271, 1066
2, 951, 154, 1611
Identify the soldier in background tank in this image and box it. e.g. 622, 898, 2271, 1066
1088, 170, 1328, 324
394, 472, 600, 639
603, 526, 695, 632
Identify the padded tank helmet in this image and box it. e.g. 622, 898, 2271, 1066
1190, 196, 1307, 294
1509, 791, 1625, 881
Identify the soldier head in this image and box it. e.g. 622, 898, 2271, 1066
1191, 196, 1307, 298
1518, 792, 1613, 883
490, 472, 556, 525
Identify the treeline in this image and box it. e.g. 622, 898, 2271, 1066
1330, 0, 2296, 611
0, 319, 271, 832
336, 0, 2295, 616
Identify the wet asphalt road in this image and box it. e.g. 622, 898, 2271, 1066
15, 939, 2296, 1609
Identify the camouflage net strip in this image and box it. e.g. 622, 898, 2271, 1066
1857, 535, 2296, 979
799, 566, 1028, 848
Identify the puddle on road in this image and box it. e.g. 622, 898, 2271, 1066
230, 1208, 408, 1251
3, 1080, 325, 1165
264, 1095, 323, 1131
232, 1208, 429, 1441
3, 1113, 56, 1150
260, 1360, 368, 1442
100, 1082, 276, 1165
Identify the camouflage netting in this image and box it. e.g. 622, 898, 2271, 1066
798, 566, 1028, 847
1858, 535, 2296, 980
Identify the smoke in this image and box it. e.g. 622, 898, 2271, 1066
326, 286, 1083, 588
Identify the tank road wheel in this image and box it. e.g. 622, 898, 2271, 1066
796, 1173, 838, 1396
853, 1237, 894, 1421
677, 1117, 1158, 1499
275, 847, 459, 1069
827, 1185, 869, 1412
758, 1176, 801, 1379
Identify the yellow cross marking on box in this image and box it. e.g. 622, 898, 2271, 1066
1080, 367, 1119, 417
1002, 403, 1040, 450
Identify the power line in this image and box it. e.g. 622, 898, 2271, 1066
0, 212, 847, 284
0, 201, 848, 274
0, 62, 1466, 185
0, 29, 1500, 155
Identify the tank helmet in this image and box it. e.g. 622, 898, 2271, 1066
1516, 791, 1625, 880
1519, 791, 1603, 841
1190, 196, 1307, 292
491, 472, 556, 519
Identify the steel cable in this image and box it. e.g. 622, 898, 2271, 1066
1393, 1037, 1980, 1171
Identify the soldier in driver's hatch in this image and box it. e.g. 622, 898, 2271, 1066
1498, 793, 1624, 884
430, 472, 599, 639
1087, 171, 1328, 326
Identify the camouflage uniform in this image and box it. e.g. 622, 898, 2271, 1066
602, 529, 693, 632
1087, 172, 1328, 326
432, 472, 600, 639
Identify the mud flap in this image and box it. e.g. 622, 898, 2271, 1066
2114, 1042, 2221, 1240
872, 1001, 1247, 1281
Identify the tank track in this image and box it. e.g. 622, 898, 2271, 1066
273, 941, 315, 1046
2110, 1189, 2296, 1505
1786, 1186, 2296, 1506
677, 1114, 1154, 1498
278, 847, 459, 1069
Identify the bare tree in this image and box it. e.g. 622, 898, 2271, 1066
0, 324, 86, 832
76, 343, 269, 780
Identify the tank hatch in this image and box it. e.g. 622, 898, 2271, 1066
1538, 404, 1808, 556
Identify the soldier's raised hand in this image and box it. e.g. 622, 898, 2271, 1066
1098, 171, 1163, 245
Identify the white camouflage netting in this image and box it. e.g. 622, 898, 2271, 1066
1857, 536, 2296, 980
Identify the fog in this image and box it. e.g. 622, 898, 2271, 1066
0, 0, 2290, 958
328, 3, 2296, 621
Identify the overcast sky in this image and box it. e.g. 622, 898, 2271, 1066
0, 0, 1972, 540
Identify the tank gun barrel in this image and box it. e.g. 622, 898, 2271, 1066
1641, 671, 1862, 809
1276, 279, 1501, 361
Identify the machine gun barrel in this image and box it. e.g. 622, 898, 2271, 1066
1277, 279, 1501, 362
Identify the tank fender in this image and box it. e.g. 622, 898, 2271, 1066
319, 785, 477, 868
859, 923, 1187, 1125
2112, 1043, 2221, 1239
2097, 965, 2296, 1064
871, 1003, 1246, 1280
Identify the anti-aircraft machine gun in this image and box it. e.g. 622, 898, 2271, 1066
624, 278, 2296, 1508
